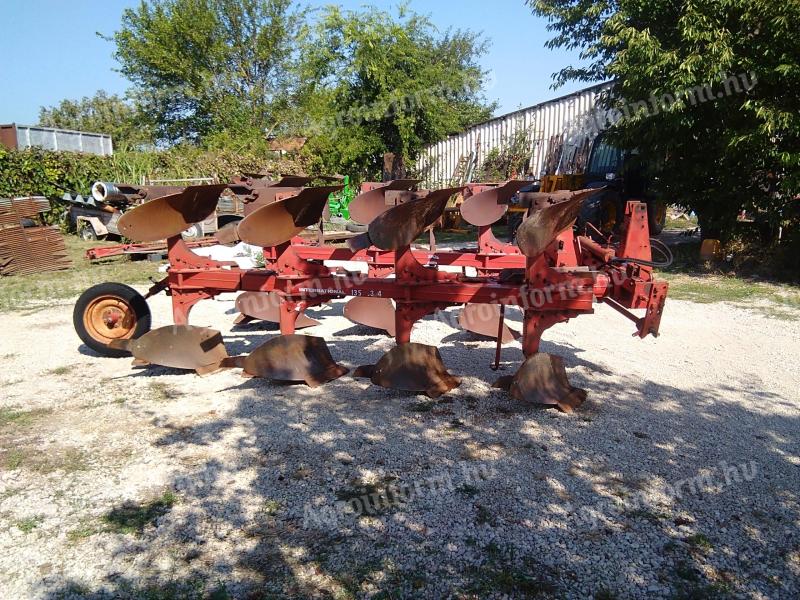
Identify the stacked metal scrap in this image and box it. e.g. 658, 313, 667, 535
0, 197, 72, 275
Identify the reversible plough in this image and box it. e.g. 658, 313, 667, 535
73, 177, 668, 412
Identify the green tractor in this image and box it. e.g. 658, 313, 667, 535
327, 175, 356, 220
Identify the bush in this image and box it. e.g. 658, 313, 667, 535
0, 146, 308, 199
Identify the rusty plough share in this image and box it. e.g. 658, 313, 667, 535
73, 177, 668, 412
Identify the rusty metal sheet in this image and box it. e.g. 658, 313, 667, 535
349, 179, 421, 224
109, 325, 228, 374
515, 191, 590, 258
0, 200, 72, 275
353, 343, 460, 398
343, 296, 396, 336
117, 184, 228, 242
460, 180, 529, 227
237, 185, 342, 247
365, 187, 461, 250
458, 303, 520, 343
494, 353, 586, 412
224, 334, 348, 386
235, 292, 321, 328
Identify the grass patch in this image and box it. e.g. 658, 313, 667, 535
665, 212, 699, 230
659, 272, 800, 319
0, 407, 52, 428
626, 508, 670, 524
3, 449, 25, 470
406, 400, 436, 413
16, 515, 43, 533
335, 480, 380, 502
46, 365, 74, 376
457, 483, 479, 497
1, 446, 88, 473
54, 448, 90, 473
684, 533, 714, 552
261, 499, 281, 516
103, 490, 177, 536
475, 503, 497, 526
675, 584, 732, 599
67, 519, 103, 542
465, 564, 556, 596
0, 237, 158, 313
149, 381, 181, 401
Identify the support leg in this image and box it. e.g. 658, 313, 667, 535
279, 299, 301, 335
171, 291, 207, 326
394, 302, 448, 345
522, 311, 573, 357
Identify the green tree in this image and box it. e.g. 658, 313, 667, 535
111, 0, 304, 144
38, 91, 153, 150
529, 0, 800, 241
296, 5, 495, 178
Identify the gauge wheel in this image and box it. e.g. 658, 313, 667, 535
73, 283, 151, 357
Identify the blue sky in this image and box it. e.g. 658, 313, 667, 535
0, 0, 586, 125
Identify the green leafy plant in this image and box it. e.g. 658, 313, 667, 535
528, 0, 800, 244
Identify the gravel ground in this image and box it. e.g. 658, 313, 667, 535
0, 288, 799, 599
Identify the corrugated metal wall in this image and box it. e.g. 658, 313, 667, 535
417, 83, 611, 188
1, 124, 113, 156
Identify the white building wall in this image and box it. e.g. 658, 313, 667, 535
416, 83, 612, 188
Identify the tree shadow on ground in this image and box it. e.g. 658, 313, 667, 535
43, 323, 800, 599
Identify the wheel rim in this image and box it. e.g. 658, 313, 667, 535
82, 295, 138, 344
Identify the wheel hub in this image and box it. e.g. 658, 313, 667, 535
83, 296, 137, 342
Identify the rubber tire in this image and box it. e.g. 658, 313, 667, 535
73, 282, 151, 357
346, 221, 369, 233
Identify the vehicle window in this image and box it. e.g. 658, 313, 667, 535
588, 141, 622, 175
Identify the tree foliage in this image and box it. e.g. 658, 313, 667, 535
112, 0, 304, 143
38, 91, 154, 150
529, 0, 800, 240
296, 5, 495, 178
106, 1, 492, 179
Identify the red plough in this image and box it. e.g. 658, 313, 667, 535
73, 179, 668, 412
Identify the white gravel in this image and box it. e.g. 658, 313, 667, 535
0, 288, 798, 599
